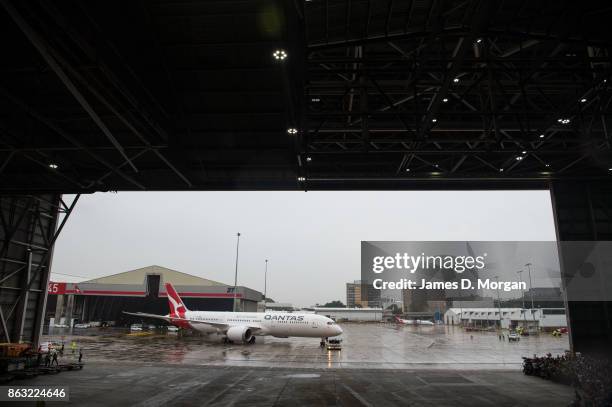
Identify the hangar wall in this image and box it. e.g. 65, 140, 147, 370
0, 195, 77, 346
551, 181, 612, 356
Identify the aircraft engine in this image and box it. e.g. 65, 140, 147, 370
226, 326, 253, 343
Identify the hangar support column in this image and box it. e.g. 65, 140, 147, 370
0, 195, 79, 346
550, 181, 612, 356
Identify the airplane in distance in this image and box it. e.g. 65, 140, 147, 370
394, 316, 435, 326
123, 283, 343, 345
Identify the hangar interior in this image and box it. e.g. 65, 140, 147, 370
0, 0, 610, 357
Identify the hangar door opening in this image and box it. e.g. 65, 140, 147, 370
40, 191, 573, 368
146, 275, 160, 298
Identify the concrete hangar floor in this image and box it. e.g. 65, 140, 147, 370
23, 323, 573, 406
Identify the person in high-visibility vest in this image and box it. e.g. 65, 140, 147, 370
70, 341, 77, 354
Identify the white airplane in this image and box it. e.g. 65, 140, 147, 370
394, 316, 435, 326
124, 283, 343, 345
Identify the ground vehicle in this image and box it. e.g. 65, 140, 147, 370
326, 338, 342, 350
167, 326, 178, 332
508, 332, 520, 341
130, 324, 143, 332
39, 341, 61, 352
74, 323, 90, 329
516, 326, 530, 336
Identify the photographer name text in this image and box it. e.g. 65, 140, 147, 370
372, 278, 526, 292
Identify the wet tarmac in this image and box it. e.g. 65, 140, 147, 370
7, 363, 574, 406
43, 323, 569, 370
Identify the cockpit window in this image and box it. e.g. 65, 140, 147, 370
327, 321, 335, 325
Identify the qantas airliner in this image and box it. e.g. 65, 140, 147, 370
124, 283, 343, 345
394, 316, 435, 326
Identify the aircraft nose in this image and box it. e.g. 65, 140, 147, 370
335, 325, 343, 335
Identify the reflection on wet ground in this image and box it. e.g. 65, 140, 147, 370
18, 363, 575, 406
42, 323, 569, 370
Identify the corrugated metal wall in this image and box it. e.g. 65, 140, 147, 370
0, 195, 61, 346
551, 181, 612, 356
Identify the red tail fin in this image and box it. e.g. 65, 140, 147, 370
165, 283, 188, 317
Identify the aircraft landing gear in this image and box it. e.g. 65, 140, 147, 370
320, 338, 326, 348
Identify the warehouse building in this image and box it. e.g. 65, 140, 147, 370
444, 308, 568, 331
315, 307, 383, 322
46, 265, 263, 327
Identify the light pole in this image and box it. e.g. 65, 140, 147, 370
525, 262, 536, 327
263, 259, 268, 312
517, 269, 527, 328
495, 276, 503, 330
525, 263, 534, 310
516, 269, 526, 309
233, 232, 241, 312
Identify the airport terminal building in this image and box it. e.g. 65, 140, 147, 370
46, 265, 263, 327
444, 307, 568, 331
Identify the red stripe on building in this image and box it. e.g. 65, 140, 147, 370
159, 292, 242, 298
64, 290, 146, 295
59, 290, 242, 298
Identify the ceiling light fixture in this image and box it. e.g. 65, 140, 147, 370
48, 163, 58, 169
453, 77, 460, 83
580, 98, 587, 103
539, 134, 545, 138
431, 118, 437, 123
297, 176, 306, 181
306, 156, 312, 162
273, 49, 288, 61
287, 128, 298, 134
442, 98, 449, 103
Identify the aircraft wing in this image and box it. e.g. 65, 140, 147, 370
122, 312, 262, 333
123, 311, 172, 322
171, 316, 263, 333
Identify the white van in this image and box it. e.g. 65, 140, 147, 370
130, 324, 143, 332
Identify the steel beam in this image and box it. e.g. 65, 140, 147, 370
0, 0, 137, 172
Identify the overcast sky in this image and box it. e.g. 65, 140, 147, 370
52, 191, 557, 307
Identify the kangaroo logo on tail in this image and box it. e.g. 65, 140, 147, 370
165, 283, 188, 317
